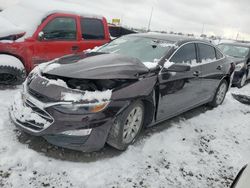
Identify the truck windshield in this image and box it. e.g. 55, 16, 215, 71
98, 35, 175, 63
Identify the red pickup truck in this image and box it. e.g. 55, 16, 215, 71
0, 0, 111, 85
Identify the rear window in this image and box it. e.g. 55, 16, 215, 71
198, 43, 216, 63
80, 18, 105, 40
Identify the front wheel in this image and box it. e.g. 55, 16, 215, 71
0, 66, 26, 85
0, 55, 26, 85
107, 101, 144, 150
237, 72, 247, 88
209, 80, 228, 107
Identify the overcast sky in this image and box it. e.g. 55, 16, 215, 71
1, 0, 250, 40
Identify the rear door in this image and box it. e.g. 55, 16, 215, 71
79, 17, 110, 51
33, 14, 79, 66
156, 43, 203, 121
197, 43, 225, 101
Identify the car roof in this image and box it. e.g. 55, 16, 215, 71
129, 33, 211, 45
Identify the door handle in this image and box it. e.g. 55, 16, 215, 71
193, 71, 201, 77
71, 45, 79, 51
217, 65, 223, 70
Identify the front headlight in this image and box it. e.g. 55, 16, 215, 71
53, 102, 110, 114
235, 62, 245, 71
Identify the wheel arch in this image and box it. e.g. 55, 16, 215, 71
222, 75, 231, 89
141, 98, 155, 127
0, 52, 25, 69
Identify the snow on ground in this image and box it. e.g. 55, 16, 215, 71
0, 84, 250, 188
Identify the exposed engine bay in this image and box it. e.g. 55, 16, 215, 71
42, 73, 136, 92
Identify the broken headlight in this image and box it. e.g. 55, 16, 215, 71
53, 102, 109, 114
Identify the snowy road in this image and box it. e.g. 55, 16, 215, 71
0, 84, 250, 188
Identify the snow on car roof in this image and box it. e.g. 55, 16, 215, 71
0, 0, 103, 39
131, 33, 207, 45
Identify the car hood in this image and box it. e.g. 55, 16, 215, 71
0, 15, 25, 39
227, 56, 247, 65
44, 53, 150, 79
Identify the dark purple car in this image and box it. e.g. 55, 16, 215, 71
218, 42, 250, 88
10, 34, 235, 152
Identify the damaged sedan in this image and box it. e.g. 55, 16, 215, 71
10, 34, 235, 152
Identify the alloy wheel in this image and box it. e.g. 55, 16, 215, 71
216, 82, 227, 105
240, 73, 247, 88
123, 106, 143, 144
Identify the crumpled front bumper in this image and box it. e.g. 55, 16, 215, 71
9, 90, 118, 152
10, 91, 54, 133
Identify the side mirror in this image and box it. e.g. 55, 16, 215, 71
38, 31, 44, 41
163, 63, 191, 72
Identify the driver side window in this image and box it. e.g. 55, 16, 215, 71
41, 17, 77, 41
170, 43, 197, 65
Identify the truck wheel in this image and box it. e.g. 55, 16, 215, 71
0, 55, 26, 85
107, 101, 144, 151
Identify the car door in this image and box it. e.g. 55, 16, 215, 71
156, 43, 204, 121
32, 14, 80, 66
197, 43, 225, 101
78, 17, 110, 51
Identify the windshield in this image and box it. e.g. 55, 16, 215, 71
97, 36, 175, 63
218, 44, 249, 58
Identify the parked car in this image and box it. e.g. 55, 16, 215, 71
231, 164, 250, 188
0, 0, 110, 85
218, 43, 250, 88
108, 24, 136, 39
10, 33, 235, 152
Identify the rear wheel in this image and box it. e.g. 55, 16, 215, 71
209, 79, 228, 107
107, 101, 144, 150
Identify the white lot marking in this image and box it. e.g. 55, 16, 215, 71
0, 84, 250, 187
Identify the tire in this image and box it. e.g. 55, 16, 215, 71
237, 72, 247, 88
0, 65, 26, 85
107, 100, 145, 151
209, 79, 228, 107
232, 94, 250, 105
